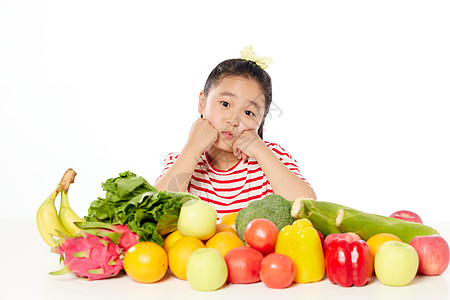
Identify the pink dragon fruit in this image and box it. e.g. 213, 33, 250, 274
51, 233, 124, 280
109, 224, 140, 253
79, 222, 140, 253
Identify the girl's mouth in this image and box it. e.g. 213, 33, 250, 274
222, 131, 234, 139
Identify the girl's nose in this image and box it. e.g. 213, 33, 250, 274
227, 117, 240, 127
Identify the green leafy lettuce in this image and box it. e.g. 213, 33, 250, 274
85, 171, 198, 246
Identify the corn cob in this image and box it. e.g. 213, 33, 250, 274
291, 199, 439, 243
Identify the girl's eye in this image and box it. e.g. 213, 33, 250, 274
221, 101, 230, 108
244, 110, 255, 116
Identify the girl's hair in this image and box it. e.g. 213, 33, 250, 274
203, 58, 272, 139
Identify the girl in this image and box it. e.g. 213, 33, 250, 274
154, 46, 316, 218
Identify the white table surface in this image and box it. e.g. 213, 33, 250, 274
2, 219, 449, 300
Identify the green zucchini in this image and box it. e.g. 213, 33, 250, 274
291, 199, 439, 243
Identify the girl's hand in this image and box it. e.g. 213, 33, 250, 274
186, 118, 219, 156
232, 130, 266, 160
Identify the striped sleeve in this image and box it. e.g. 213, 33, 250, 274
265, 142, 310, 185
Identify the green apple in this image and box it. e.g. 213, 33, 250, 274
186, 248, 228, 291
375, 241, 419, 286
177, 199, 217, 240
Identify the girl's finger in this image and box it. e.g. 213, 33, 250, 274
233, 147, 239, 157
232, 138, 241, 156
237, 149, 242, 160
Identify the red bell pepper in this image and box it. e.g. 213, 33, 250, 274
325, 239, 373, 287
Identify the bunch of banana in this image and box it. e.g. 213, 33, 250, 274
36, 168, 85, 247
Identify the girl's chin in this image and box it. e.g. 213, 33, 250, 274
211, 139, 234, 153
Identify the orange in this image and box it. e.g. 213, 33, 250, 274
367, 233, 403, 257
163, 230, 183, 253
124, 242, 168, 283
215, 223, 238, 235
205, 231, 244, 256
168, 236, 205, 280
218, 212, 238, 228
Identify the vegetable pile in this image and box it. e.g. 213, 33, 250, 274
36, 169, 449, 289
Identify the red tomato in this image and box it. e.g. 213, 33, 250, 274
224, 246, 264, 284
244, 218, 278, 255
260, 253, 295, 289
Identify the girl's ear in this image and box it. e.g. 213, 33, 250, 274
198, 91, 206, 115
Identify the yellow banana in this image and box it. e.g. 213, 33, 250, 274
59, 189, 85, 236
36, 186, 71, 247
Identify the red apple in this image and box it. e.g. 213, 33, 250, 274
409, 235, 449, 276
323, 232, 361, 251
389, 210, 423, 223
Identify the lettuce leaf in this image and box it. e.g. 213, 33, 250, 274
85, 171, 198, 246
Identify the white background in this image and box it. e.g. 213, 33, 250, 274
1, 0, 449, 221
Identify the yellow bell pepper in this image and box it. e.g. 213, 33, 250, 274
275, 219, 325, 283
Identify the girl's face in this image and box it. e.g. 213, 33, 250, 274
198, 75, 266, 152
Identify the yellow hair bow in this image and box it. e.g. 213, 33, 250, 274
240, 45, 273, 70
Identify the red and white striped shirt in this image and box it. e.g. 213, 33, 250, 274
156, 142, 310, 219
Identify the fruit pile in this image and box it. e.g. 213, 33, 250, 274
36, 169, 449, 291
